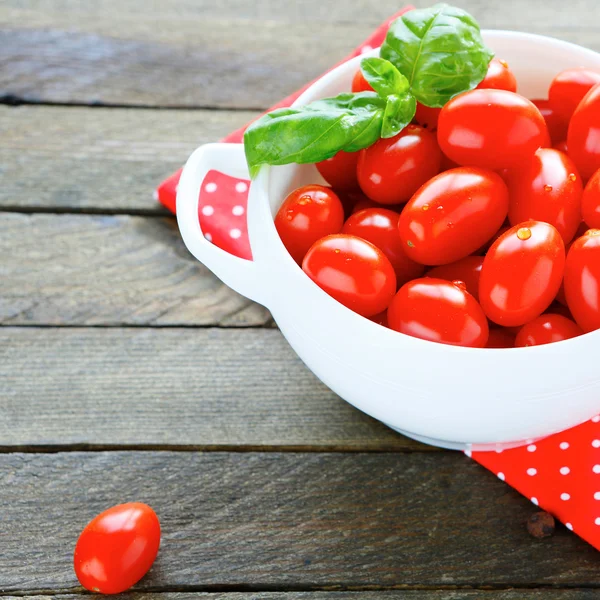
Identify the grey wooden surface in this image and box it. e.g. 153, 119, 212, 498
1, 0, 599, 597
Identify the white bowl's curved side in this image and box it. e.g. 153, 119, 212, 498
244, 31, 600, 449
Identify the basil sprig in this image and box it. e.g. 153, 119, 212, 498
380, 3, 494, 108
243, 3, 493, 178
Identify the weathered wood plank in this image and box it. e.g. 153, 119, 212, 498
0, 213, 270, 326
0, 106, 255, 212
1, 0, 599, 108
1, 452, 598, 592
0, 327, 423, 450
7, 593, 600, 600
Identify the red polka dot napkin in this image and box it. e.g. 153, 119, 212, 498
156, 9, 600, 551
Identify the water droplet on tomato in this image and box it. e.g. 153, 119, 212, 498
544, 184, 553, 192
448, 222, 454, 228
517, 227, 532, 241
569, 173, 577, 182
437, 205, 444, 211
407, 241, 414, 247
588, 229, 600, 236
453, 280, 467, 291
422, 204, 430, 211
298, 195, 312, 206
334, 248, 341, 254
345, 257, 352, 262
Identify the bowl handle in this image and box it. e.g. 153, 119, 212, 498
176, 143, 267, 306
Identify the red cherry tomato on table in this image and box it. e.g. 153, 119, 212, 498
568, 83, 600, 181
564, 229, 600, 332
548, 68, 600, 122
486, 328, 516, 348
414, 103, 442, 131
582, 168, 600, 228
316, 151, 360, 193
342, 208, 425, 286
476, 58, 517, 92
74, 502, 160, 594
357, 124, 441, 205
531, 99, 569, 144
352, 69, 373, 93
504, 148, 583, 244
515, 314, 583, 347
398, 167, 509, 265
437, 89, 549, 170
302, 234, 396, 317
479, 221, 566, 326
387, 278, 489, 348
427, 256, 484, 301
275, 185, 344, 264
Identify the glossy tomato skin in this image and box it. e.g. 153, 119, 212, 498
476, 224, 510, 256
414, 103, 442, 130
486, 328, 516, 348
316, 151, 360, 192
398, 167, 509, 265
515, 314, 583, 347
74, 503, 160, 594
564, 229, 600, 332
352, 69, 373, 93
582, 168, 600, 228
476, 58, 517, 92
531, 99, 569, 143
437, 89, 549, 170
387, 278, 489, 347
357, 124, 441, 205
302, 234, 396, 317
568, 83, 600, 180
479, 221, 566, 326
549, 68, 600, 121
505, 148, 583, 244
342, 208, 425, 286
427, 256, 484, 301
275, 185, 344, 264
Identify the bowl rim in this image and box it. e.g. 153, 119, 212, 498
250, 29, 600, 354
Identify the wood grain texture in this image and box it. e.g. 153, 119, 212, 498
0, 213, 270, 326
1, 0, 598, 108
1, 452, 598, 592
7, 593, 600, 600
0, 328, 422, 450
0, 106, 255, 212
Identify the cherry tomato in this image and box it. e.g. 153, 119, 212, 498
398, 167, 509, 265
486, 328, 516, 348
564, 229, 600, 332
275, 185, 344, 264
476, 224, 510, 256
414, 103, 442, 130
582, 168, 600, 228
352, 69, 373, 93
515, 314, 583, 347
531, 99, 569, 143
370, 310, 388, 327
548, 68, 600, 122
568, 83, 600, 181
437, 89, 549, 170
387, 278, 489, 347
505, 148, 583, 244
342, 208, 425, 286
479, 221, 565, 326
357, 124, 441, 205
477, 58, 517, 92
316, 151, 360, 192
554, 140, 568, 153
302, 234, 396, 317
427, 256, 484, 301
74, 503, 160, 594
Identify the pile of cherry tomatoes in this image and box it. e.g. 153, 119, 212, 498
275, 59, 600, 348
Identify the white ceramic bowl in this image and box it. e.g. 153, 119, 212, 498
177, 31, 600, 451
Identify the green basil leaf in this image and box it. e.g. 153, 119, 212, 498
244, 92, 386, 178
360, 57, 410, 98
380, 3, 494, 108
381, 93, 417, 138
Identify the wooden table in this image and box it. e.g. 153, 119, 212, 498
2, 0, 600, 597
